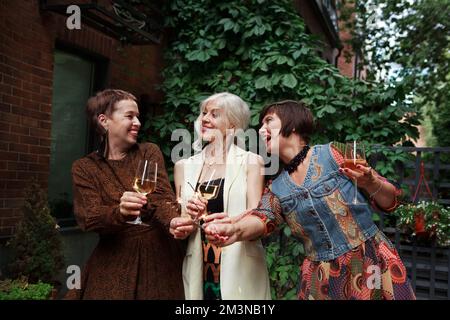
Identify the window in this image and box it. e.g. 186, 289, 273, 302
48, 48, 105, 226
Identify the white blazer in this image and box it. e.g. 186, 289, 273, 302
180, 144, 271, 300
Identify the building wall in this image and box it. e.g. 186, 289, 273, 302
0, 0, 164, 237
295, 0, 339, 64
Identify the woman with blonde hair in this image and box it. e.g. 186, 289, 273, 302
169, 92, 271, 300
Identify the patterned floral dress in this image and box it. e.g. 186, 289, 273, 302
198, 178, 225, 300
251, 144, 416, 300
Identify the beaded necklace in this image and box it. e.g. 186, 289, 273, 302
285, 145, 310, 174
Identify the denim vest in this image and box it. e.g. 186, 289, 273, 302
271, 143, 379, 261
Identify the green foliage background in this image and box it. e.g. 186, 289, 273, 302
340, 0, 449, 148
142, 0, 422, 299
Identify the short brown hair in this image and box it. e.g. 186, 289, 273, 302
86, 89, 137, 136
259, 100, 314, 144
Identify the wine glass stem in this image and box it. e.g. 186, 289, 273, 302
353, 179, 358, 204
135, 215, 142, 224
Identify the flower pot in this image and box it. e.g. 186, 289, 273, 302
414, 212, 427, 235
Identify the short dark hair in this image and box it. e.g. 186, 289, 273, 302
259, 100, 314, 144
86, 89, 137, 136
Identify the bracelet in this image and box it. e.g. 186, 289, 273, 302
369, 180, 384, 199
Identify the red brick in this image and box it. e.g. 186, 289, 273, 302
29, 145, 49, 154
1, 217, 22, 229
0, 111, 21, 124
39, 138, 50, 147
10, 125, 30, 135
31, 74, 52, 88
0, 171, 17, 179
28, 163, 49, 172
21, 116, 39, 128
11, 105, 30, 116
7, 57, 33, 75
19, 153, 38, 162
0, 189, 24, 198
17, 171, 38, 180
30, 127, 50, 138
0, 103, 11, 112
0, 132, 19, 143
21, 52, 42, 68
19, 135, 39, 145
0, 83, 12, 95
9, 142, 29, 153
39, 86, 52, 97
7, 161, 28, 171
22, 81, 40, 94
31, 93, 51, 105
0, 208, 19, 218
0, 151, 18, 161
2, 94, 21, 106
0, 63, 14, 77
39, 120, 51, 129
20, 108, 49, 121
39, 103, 51, 113
21, 98, 39, 109
0, 122, 10, 133
5, 180, 27, 190
4, 198, 24, 208
38, 154, 50, 163
13, 87, 33, 100
37, 172, 49, 182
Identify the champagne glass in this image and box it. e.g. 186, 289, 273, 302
343, 141, 366, 205
198, 171, 222, 201
193, 168, 223, 227
128, 160, 157, 225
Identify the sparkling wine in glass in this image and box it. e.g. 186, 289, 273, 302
198, 179, 222, 200
343, 141, 366, 205
128, 160, 157, 225
193, 168, 223, 227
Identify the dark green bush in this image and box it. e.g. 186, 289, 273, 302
7, 181, 64, 284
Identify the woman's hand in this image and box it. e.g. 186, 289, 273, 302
169, 217, 196, 239
186, 195, 208, 221
339, 164, 379, 190
119, 191, 147, 217
202, 212, 232, 225
204, 222, 238, 247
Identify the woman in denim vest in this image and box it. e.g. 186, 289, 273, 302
203, 100, 416, 300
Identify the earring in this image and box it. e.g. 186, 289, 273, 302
99, 129, 109, 158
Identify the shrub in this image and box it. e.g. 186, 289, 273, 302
0, 277, 53, 300
264, 225, 304, 299
7, 181, 64, 284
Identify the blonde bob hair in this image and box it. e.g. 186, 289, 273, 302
193, 92, 250, 152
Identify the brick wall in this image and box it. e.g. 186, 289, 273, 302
0, 0, 164, 237
336, 13, 356, 79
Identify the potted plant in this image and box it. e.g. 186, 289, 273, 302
395, 200, 450, 247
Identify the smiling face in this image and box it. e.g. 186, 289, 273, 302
200, 101, 231, 143
102, 99, 141, 150
259, 112, 284, 155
